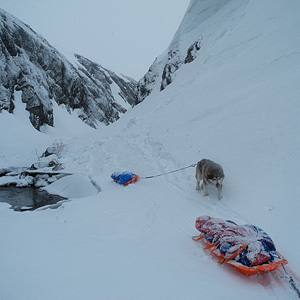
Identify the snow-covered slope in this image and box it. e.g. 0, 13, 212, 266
136, 0, 300, 105
1, 1, 300, 299
0, 8, 137, 130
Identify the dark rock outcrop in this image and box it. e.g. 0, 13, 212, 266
160, 47, 183, 91
184, 39, 201, 64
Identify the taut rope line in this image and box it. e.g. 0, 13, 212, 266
259, 263, 300, 298
139, 163, 197, 179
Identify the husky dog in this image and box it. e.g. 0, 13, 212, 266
195, 159, 224, 200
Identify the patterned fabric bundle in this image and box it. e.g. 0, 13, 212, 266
195, 216, 277, 266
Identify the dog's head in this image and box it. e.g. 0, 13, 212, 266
207, 173, 224, 188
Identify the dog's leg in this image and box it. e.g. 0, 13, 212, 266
196, 179, 201, 190
195, 164, 201, 191
203, 181, 209, 197
217, 184, 223, 200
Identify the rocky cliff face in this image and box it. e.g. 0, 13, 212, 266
136, 38, 201, 104
0, 9, 137, 130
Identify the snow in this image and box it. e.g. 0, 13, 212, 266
40, 102, 97, 137
43, 174, 99, 199
1, 1, 300, 299
109, 80, 132, 110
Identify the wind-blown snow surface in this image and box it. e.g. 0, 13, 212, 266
1, 1, 300, 299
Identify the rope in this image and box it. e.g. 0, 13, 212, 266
281, 264, 300, 298
258, 263, 300, 298
139, 163, 197, 179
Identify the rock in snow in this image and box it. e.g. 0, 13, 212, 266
0, 8, 138, 130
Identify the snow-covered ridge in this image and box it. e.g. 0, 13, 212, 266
169, 0, 232, 49
0, 8, 137, 130
136, 0, 266, 103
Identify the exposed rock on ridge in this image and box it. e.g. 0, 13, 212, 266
136, 38, 201, 103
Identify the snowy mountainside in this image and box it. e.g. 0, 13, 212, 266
131, 0, 300, 256
136, 0, 232, 102
0, 8, 137, 130
1, 1, 300, 299
136, 0, 300, 104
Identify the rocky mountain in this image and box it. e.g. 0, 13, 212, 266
136, 0, 228, 103
0, 8, 137, 130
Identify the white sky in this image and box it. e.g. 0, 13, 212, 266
0, 0, 190, 79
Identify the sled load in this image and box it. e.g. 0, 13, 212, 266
111, 172, 138, 186
193, 216, 288, 276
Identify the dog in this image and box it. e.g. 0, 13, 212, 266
195, 159, 224, 200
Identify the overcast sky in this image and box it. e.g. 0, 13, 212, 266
1, 0, 190, 79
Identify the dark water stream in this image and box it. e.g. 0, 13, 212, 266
0, 187, 67, 211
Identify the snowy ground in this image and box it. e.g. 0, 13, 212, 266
1, 1, 300, 299
1, 78, 299, 299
